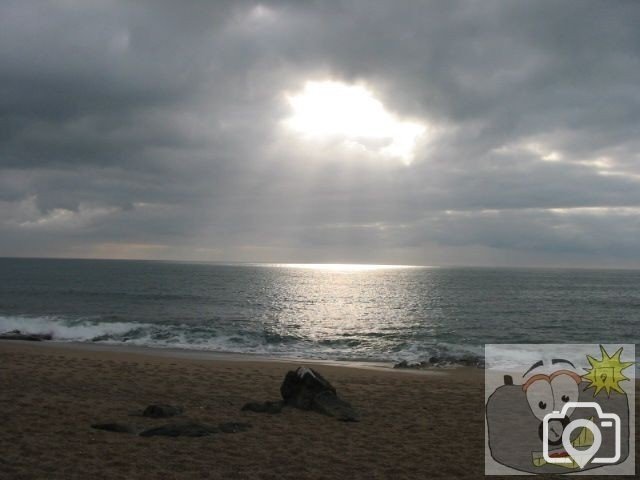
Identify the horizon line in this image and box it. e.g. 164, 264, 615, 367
1, 255, 640, 271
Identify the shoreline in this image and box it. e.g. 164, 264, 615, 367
0, 339, 457, 376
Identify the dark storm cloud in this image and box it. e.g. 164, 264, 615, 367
1, 0, 639, 266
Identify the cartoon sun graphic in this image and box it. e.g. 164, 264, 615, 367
582, 345, 634, 397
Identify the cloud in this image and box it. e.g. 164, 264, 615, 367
1, 0, 639, 266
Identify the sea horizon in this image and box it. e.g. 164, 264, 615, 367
2, 257, 639, 367
4, 255, 640, 271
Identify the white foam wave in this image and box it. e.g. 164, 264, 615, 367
0, 315, 150, 341
0, 314, 488, 366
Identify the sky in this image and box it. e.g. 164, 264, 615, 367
1, 0, 639, 268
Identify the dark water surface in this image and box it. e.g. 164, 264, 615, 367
1, 258, 639, 364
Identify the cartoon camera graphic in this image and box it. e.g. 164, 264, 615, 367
486, 345, 633, 474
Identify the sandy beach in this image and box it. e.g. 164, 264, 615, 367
1, 341, 489, 479
4, 341, 638, 479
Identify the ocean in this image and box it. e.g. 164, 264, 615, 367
1, 258, 639, 366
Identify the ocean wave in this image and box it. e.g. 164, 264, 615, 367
0, 314, 487, 366
0, 314, 147, 341
392, 341, 485, 368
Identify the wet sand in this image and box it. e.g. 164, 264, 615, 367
0, 341, 570, 479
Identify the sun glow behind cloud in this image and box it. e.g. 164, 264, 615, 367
283, 81, 426, 164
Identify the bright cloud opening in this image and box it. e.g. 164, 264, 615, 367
283, 81, 426, 164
